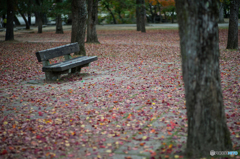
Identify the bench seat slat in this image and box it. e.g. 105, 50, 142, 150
42, 56, 98, 72
36, 42, 79, 62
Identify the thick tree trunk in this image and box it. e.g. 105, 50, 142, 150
56, 14, 63, 34
71, 0, 87, 56
56, 0, 63, 34
175, 1, 232, 158
5, 0, 14, 41
136, 0, 141, 31
86, 0, 99, 43
140, 0, 146, 32
219, 2, 224, 23
226, 0, 239, 49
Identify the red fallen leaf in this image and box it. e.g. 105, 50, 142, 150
170, 121, 177, 129
125, 157, 132, 159
166, 148, 172, 154
99, 145, 106, 148
68, 154, 74, 157
38, 111, 43, 116
36, 135, 41, 139
113, 101, 118, 103
231, 113, 236, 117
234, 122, 240, 125
0, 150, 7, 155
226, 114, 230, 119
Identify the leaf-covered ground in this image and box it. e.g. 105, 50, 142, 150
0, 28, 240, 159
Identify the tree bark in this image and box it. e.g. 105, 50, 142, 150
19, 10, 30, 29
226, 0, 239, 49
56, 0, 63, 34
136, 0, 141, 31
118, 11, 124, 23
35, 0, 43, 33
71, 0, 87, 56
140, 0, 146, 32
5, 0, 14, 41
37, 13, 42, 33
28, 13, 31, 26
86, 0, 99, 43
35, 12, 39, 26
175, 1, 232, 157
104, 2, 117, 24
219, 2, 224, 23
56, 14, 63, 33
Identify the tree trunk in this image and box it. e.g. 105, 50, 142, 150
86, 0, 99, 43
136, 0, 141, 31
56, 14, 63, 34
219, 2, 224, 23
37, 13, 42, 33
118, 11, 124, 23
140, 0, 146, 32
28, 13, 31, 26
56, 0, 63, 34
104, 3, 117, 24
35, 12, 39, 26
175, 1, 232, 158
19, 11, 30, 29
226, 0, 239, 49
35, 0, 42, 33
5, 0, 14, 41
71, 0, 87, 56
55, 0, 63, 34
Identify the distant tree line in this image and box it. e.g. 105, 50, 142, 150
0, 0, 239, 50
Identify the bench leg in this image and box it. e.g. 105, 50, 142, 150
71, 67, 81, 74
45, 72, 61, 81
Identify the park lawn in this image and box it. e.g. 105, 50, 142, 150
0, 28, 239, 158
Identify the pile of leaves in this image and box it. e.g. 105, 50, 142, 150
0, 29, 239, 158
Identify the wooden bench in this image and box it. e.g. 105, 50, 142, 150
36, 42, 97, 81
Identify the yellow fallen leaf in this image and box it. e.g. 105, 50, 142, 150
106, 150, 111, 153
142, 136, 147, 140
174, 155, 179, 158
3, 121, 8, 125
65, 142, 70, 147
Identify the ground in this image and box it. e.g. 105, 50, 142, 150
0, 25, 240, 159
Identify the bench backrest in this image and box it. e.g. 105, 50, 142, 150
36, 42, 79, 62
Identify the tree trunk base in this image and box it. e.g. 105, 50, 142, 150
56, 30, 64, 34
